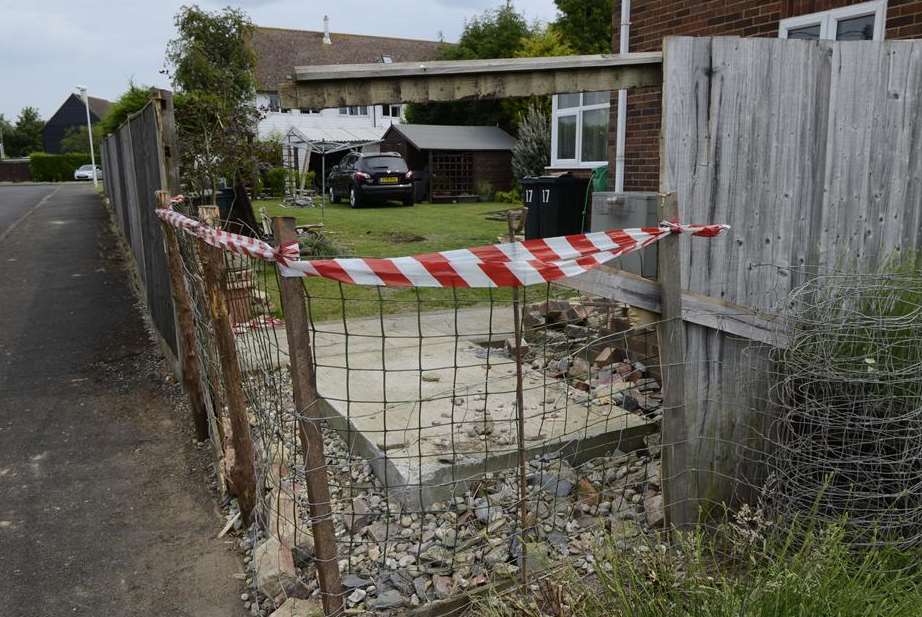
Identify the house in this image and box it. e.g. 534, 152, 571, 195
380, 124, 516, 202
249, 16, 446, 177
42, 93, 111, 154
549, 0, 922, 191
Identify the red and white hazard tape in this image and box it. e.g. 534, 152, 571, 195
157, 196, 728, 288
277, 223, 728, 287
156, 197, 299, 266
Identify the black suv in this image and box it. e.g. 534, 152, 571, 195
328, 152, 414, 208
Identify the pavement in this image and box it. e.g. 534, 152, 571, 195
0, 184, 247, 617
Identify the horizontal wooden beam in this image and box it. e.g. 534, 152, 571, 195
279, 53, 662, 109
564, 267, 789, 348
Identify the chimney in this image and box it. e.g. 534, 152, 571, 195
322, 15, 332, 45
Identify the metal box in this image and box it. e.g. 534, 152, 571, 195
591, 191, 659, 278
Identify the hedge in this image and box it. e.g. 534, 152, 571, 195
29, 152, 93, 182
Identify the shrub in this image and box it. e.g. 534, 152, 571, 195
99, 84, 152, 135
476, 179, 495, 201
30, 152, 92, 182
495, 186, 522, 204
264, 167, 287, 196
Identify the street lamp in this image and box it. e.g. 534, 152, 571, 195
75, 85, 98, 188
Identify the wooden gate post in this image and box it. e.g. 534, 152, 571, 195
155, 191, 209, 440
198, 206, 258, 524
656, 192, 692, 530
271, 217, 344, 617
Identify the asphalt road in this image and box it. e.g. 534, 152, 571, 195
0, 184, 246, 617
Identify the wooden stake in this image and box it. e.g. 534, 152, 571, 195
271, 217, 344, 617
156, 190, 209, 440
655, 192, 691, 530
507, 209, 529, 590
197, 206, 257, 525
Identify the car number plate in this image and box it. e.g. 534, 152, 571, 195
379, 176, 399, 184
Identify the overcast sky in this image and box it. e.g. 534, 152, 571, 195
0, 0, 559, 122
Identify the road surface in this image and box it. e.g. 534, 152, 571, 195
0, 183, 247, 616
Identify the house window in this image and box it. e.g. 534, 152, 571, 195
551, 91, 610, 167
779, 0, 886, 41
381, 104, 401, 118
339, 106, 369, 116
265, 93, 281, 112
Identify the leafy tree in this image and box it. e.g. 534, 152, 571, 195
554, 0, 613, 54
59, 124, 103, 158
516, 23, 575, 58
166, 5, 260, 203
99, 84, 152, 135
405, 2, 532, 132
511, 102, 551, 180
5, 107, 44, 157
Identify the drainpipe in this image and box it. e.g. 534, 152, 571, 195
614, 0, 630, 192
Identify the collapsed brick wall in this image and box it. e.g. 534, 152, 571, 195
608, 0, 922, 191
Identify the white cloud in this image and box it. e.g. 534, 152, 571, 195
0, 0, 559, 120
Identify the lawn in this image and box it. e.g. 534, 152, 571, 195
252, 198, 561, 323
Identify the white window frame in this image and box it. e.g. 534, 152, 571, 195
779, 0, 887, 41
550, 92, 610, 169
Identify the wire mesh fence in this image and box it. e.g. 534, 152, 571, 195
154, 196, 922, 616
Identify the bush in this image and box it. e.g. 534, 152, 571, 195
495, 186, 522, 204
264, 167, 287, 196
30, 152, 93, 182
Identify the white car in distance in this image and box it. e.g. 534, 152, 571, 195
74, 165, 102, 181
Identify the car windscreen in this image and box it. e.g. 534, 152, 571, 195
78, 165, 93, 171
360, 156, 408, 172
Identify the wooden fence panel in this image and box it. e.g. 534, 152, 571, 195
659, 36, 922, 521
101, 96, 178, 357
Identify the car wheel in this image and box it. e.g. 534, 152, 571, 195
402, 196, 415, 207
349, 187, 361, 209
329, 185, 340, 204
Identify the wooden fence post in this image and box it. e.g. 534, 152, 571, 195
656, 192, 692, 530
198, 206, 258, 524
155, 191, 209, 440
271, 217, 344, 617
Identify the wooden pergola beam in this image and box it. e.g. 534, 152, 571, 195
279, 52, 663, 109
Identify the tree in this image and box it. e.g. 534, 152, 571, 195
99, 84, 152, 135
4, 107, 44, 157
405, 2, 532, 132
554, 0, 613, 54
59, 124, 103, 158
165, 5, 260, 203
511, 103, 551, 180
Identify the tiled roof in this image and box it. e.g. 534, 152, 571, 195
251, 26, 447, 92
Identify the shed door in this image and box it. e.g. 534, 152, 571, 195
431, 151, 473, 197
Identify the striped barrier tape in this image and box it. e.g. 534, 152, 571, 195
156, 197, 728, 288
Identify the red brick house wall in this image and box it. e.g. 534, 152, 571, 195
610, 0, 922, 191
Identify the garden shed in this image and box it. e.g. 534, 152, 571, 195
379, 123, 515, 202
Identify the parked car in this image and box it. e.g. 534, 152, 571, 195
74, 165, 103, 181
327, 152, 414, 208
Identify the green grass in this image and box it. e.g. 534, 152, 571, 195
478, 513, 922, 617
254, 199, 563, 323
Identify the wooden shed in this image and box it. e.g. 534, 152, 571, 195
379, 124, 515, 202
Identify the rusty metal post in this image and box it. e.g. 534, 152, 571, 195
155, 190, 209, 440
271, 216, 343, 616
197, 206, 258, 525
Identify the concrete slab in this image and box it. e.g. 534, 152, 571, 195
240, 306, 655, 507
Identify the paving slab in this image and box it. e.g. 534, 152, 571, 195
244, 306, 655, 507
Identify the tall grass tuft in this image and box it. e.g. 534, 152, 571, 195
477, 508, 922, 617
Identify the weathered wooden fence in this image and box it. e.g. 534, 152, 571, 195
100, 89, 181, 359
654, 36, 922, 524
